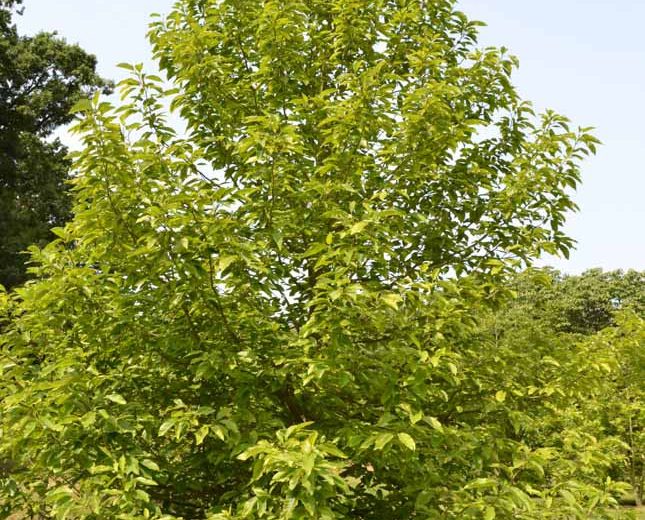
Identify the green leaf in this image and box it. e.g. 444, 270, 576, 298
381, 293, 402, 310
211, 425, 226, 441
374, 433, 394, 450
195, 425, 209, 445
218, 255, 237, 272
135, 477, 158, 486
158, 420, 174, 437
302, 243, 326, 258
106, 394, 127, 405
69, 98, 92, 114
320, 443, 347, 459
426, 416, 443, 432
397, 432, 416, 451
141, 459, 160, 472
349, 221, 369, 235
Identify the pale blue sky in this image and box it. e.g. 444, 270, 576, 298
15, 0, 644, 274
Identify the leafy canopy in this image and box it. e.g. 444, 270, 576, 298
0, 1, 607, 518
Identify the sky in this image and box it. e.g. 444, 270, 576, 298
14, 0, 644, 274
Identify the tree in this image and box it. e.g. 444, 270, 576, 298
0, 0, 109, 290
505, 268, 644, 335
0, 1, 611, 518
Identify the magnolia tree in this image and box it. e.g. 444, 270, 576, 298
0, 1, 613, 518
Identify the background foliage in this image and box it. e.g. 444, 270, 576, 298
0, 0, 109, 289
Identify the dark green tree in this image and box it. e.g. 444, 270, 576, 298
0, 0, 109, 289
505, 268, 644, 335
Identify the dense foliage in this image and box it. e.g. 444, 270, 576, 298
479, 269, 644, 510
0, 0, 108, 289
2, 1, 642, 519
506, 269, 644, 335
